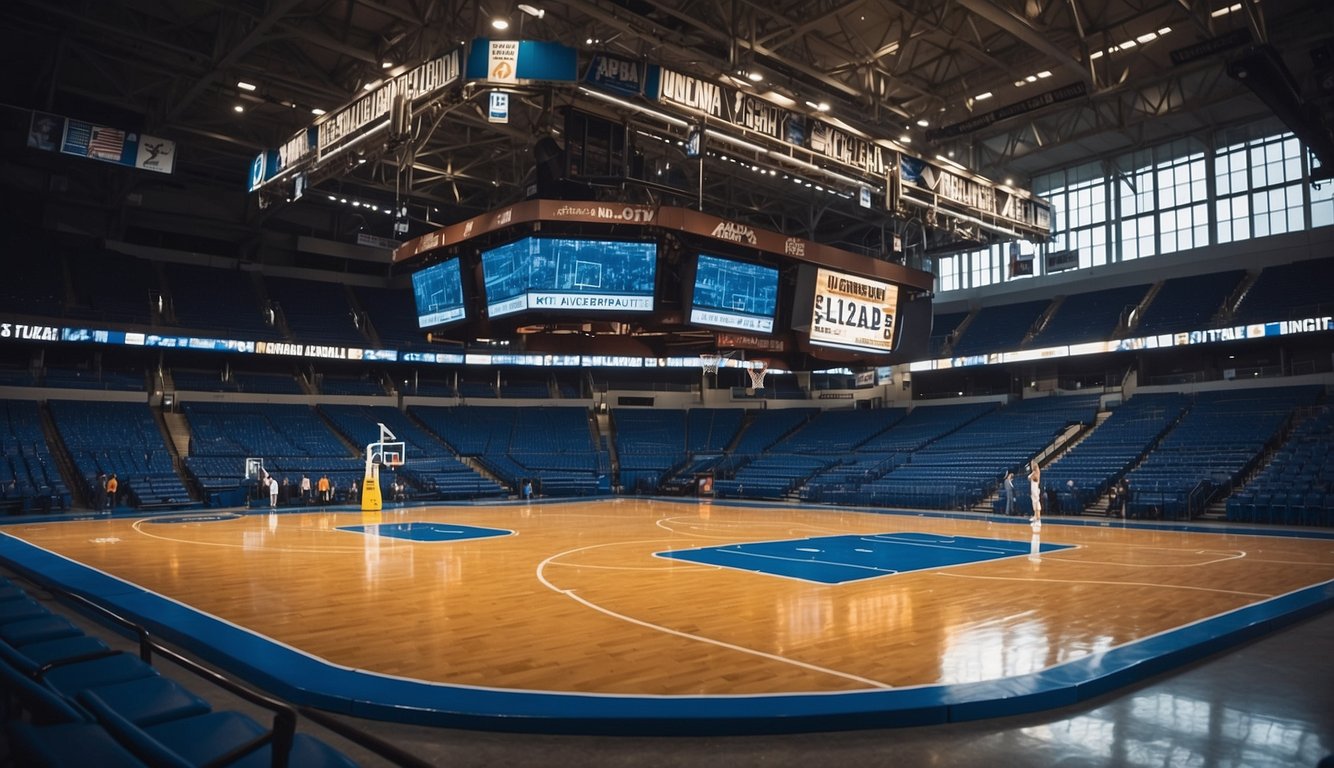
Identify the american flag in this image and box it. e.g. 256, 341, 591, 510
88, 125, 125, 161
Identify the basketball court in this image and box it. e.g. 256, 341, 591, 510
1, 498, 1331, 733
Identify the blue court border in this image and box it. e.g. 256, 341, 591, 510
0, 502, 1331, 735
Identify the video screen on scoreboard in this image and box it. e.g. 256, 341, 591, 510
411, 257, 467, 328
481, 237, 657, 318
804, 266, 901, 354
688, 253, 778, 333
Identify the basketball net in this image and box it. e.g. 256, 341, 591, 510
700, 353, 723, 376
746, 361, 768, 393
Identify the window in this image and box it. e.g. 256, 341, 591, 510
1121, 215, 1155, 261
1215, 132, 1308, 242
1155, 153, 1208, 255
938, 254, 961, 292
935, 123, 1325, 297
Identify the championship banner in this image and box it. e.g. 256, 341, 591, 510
808, 267, 899, 354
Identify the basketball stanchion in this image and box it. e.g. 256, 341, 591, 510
362, 423, 405, 512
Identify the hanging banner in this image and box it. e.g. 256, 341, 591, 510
30, 111, 175, 175
488, 40, 519, 83
583, 52, 648, 97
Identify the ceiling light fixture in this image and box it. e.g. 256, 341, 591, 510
747, 71, 763, 82
975, 91, 993, 100
517, 4, 545, 18
311, 107, 326, 116
236, 81, 257, 91
233, 104, 244, 113
492, 18, 510, 30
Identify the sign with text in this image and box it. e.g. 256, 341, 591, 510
807, 267, 900, 354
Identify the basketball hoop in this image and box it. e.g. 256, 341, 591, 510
700, 350, 736, 377
747, 361, 769, 393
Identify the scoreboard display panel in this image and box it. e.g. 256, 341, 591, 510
806, 266, 901, 354
411, 257, 466, 328
687, 253, 778, 333
482, 237, 657, 318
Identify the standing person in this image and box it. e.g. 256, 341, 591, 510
267, 473, 278, 508
280, 476, 291, 506
1120, 478, 1131, 518
106, 474, 119, 510
1028, 461, 1042, 524
523, 479, 533, 502
1003, 471, 1015, 516
300, 474, 311, 504
317, 473, 331, 504
349, 479, 359, 503
94, 472, 107, 512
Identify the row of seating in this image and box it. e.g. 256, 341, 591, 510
934, 255, 1333, 357
0, 574, 357, 767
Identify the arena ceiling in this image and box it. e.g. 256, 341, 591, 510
2, 0, 1331, 259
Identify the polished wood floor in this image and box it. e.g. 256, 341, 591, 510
5, 499, 1333, 696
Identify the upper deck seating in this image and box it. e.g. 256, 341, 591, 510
1030, 284, 1151, 347
950, 300, 1048, 357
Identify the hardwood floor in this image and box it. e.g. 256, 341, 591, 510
6, 499, 1332, 698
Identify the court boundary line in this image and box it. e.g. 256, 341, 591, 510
0, 502, 1332, 735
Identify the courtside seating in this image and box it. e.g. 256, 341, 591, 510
0, 399, 70, 514
1126, 386, 1322, 519
47, 400, 191, 510
0, 576, 357, 768
893, 395, 1099, 513
181, 402, 360, 503
1041, 392, 1190, 514
412, 405, 603, 496
715, 404, 901, 498
1228, 405, 1334, 526
713, 453, 832, 499
686, 408, 744, 453
318, 404, 504, 499
729, 409, 817, 457
614, 408, 688, 491
816, 402, 994, 508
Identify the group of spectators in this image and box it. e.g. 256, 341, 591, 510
259, 472, 362, 508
